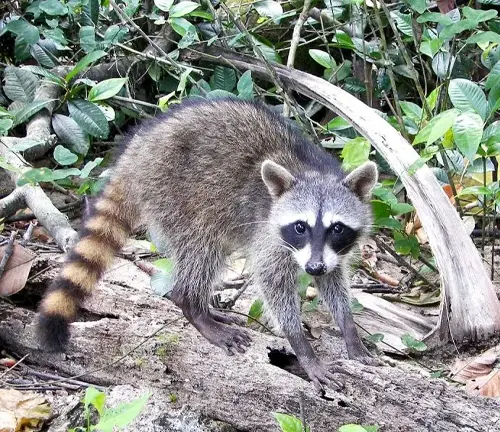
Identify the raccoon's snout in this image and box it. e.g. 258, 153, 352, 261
305, 261, 327, 276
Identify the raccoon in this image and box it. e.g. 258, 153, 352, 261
37, 98, 378, 389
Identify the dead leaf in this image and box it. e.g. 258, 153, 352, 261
373, 271, 399, 287
0, 358, 16, 368
415, 227, 428, 244
465, 369, 500, 397
450, 347, 499, 384
0, 389, 51, 432
0, 244, 36, 296
31, 226, 52, 243
396, 287, 441, 306
361, 241, 377, 269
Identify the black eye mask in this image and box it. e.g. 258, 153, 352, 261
328, 223, 359, 254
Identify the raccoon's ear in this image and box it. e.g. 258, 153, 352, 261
343, 161, 378, 202
261, 160, 296, 198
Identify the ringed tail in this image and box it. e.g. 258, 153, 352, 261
37, 180, 135, 351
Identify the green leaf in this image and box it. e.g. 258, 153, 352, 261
391, 11, 413, 37
373, 217, 403, 230
273, 413, 305, 432
248, 298, 264, 324
467, 31, 500, 45
40, 0, 68, 16
417, 12, 452, 25
84, 387, 106, 416
400, 101, 423, 124
22, 66, 65, 87
338, 425, 368, 432
350, 298, 364, 314
366, 333, 385, 343
89, 78, 127, 102
30, 43, 57, 68
52, 114, 90, 155
419, 38, 443, 58
460, 185, 493, 196
427, 86, 440, 111
0, 118, 13, 135
150, 271, 174, 297
169, 17, 197, 37
13, 99, 54, 126
81, 0, 100, 26
440, 19, 478, 41
211, 66, 237, 92
401, 333, 428, 351
155, 0, 174, 11
53, 145, 78, 165
68, 99, 109, 138
103, 25, 129, 46
390, 202, 414, 216
169, 1, 200, 17
153, 258, 174, 273
237, 71, 254, 99
486, 60, 500, 91
5, 19, 40, 44
448, 78, 488, 120
17, 167, 54, 185
91, 392, 150, 432
371, 200, 392, 219
394, 234, 420, 258
404, 0, 427, 14
79, 26, 96, 53
80, 158, 103, 178
4, 66, 39, 103
297, 273, 312, 299
414, 109, 459, 145
254, 1, 284, 20
309, 49, 336, 69
341, 137, 370, 171
65, 50, 106, 82
9, 138, 44, 152
205, 90, 236, 99
325, 117, 351, 131
463, 6, 497, 22
452, 112, 484, 161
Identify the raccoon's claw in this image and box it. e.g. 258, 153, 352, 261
301, 358, 344, 392
352, 355, 384, 367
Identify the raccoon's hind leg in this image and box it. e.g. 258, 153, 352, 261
169, 241, 251, 355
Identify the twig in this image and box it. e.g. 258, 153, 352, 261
284, 0, 313, 117
0, 354, 29, 380
374, 237, 437, 289
20, 221, 36, 247
0, 231, 17, 279
299, 391, 307, 432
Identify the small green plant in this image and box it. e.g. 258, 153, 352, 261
155, 333, 180, 361
401, 333, 428, 352
274, 412, 310, 432
69, 386, 150, 432
338, 425, 379, 432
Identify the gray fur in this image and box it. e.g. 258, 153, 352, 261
112, 99, 378, 388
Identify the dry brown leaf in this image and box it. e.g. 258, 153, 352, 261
0, 389, 51, 432
450, 347, 499, 384
31, 226, 52, 243
0, 244, 36, 296
415, 227, 428, 244
373, 271, 399, 287
465, 369, 500, 397
361, 241, 377, 269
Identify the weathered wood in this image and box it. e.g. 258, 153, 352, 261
182, 45, 500, 345
1, 258, 499, 432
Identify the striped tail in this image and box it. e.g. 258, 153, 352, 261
37, 180, 135, 351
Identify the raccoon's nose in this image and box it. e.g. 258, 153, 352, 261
305, 261, 327, 276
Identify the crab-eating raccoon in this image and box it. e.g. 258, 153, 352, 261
37, 98, 379, 389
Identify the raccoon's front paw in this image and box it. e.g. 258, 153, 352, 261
301, 358, 344, 392
195, 315, 252, 355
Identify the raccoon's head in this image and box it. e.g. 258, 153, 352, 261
261, 160, 377, 276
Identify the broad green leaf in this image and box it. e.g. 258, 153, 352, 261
351, 298, 364, 313
391, 12, 413, 37
486, 60, 500, 90
79, 26, 96, 53
460, 185, 493, 195
5, 19, 40, 44
68, 99, 109, 138
390, 202, 414, 216
30, 43, 57, 68
400, 101, 424, 124
366, 333, 385, 343
84, 387, 106, 416
237, 71, 254, 99
432, 52, 455, 78
10, 138, 44, 152
103, 25, 128, 46
52, 114, 90, 155
169, 1, 200, 17
341, 137, 370, 171
254, 1, 283, 20
467, 31, 500, 45
169, 17, 197, 37
206, 90, 235, 99
371, 200, 392, 219
65, 50, 106, 82
404, 0, 426, 13
374, 217, 403, 230
91, 393, 150, 432
153, 258, 174, 273
309, 49, 336, 69
17, 167, 54, 185
427, 86, 440, 111
88, 78, 128, 102
416, 12, 452, 25
452, 112, 484, 161
155, 0, 175, 11
13, 99, 54, 126
325, 117, 351, 131
0, 118, 13, 135
211, 66, 236, 92
338, 425, 368, 432
4, 66, 39, 103
419, 38, 443, 58
80, 158, 103, 178
394, 233, 420, 258
273, 413, 306, 432
413, 109, 459, 145
40, 0, 68, 16
248, 298, 264, 324
81, 0, 99, 26
178, 27, 198, 49
448, 79, 488, 120
190, 79, 211, 97
53, 145, 78, 165
463, 6, 497, 22
440, 19, 478, 40
401, 333, 428, 351
150, 271, 174, 297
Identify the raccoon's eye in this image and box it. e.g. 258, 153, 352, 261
294, 222, 307, 235
332, 223, 344, 234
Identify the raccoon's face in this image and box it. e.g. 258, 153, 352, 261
262, 160, 378, 276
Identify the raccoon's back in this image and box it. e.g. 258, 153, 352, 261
114, 99, 342, 232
